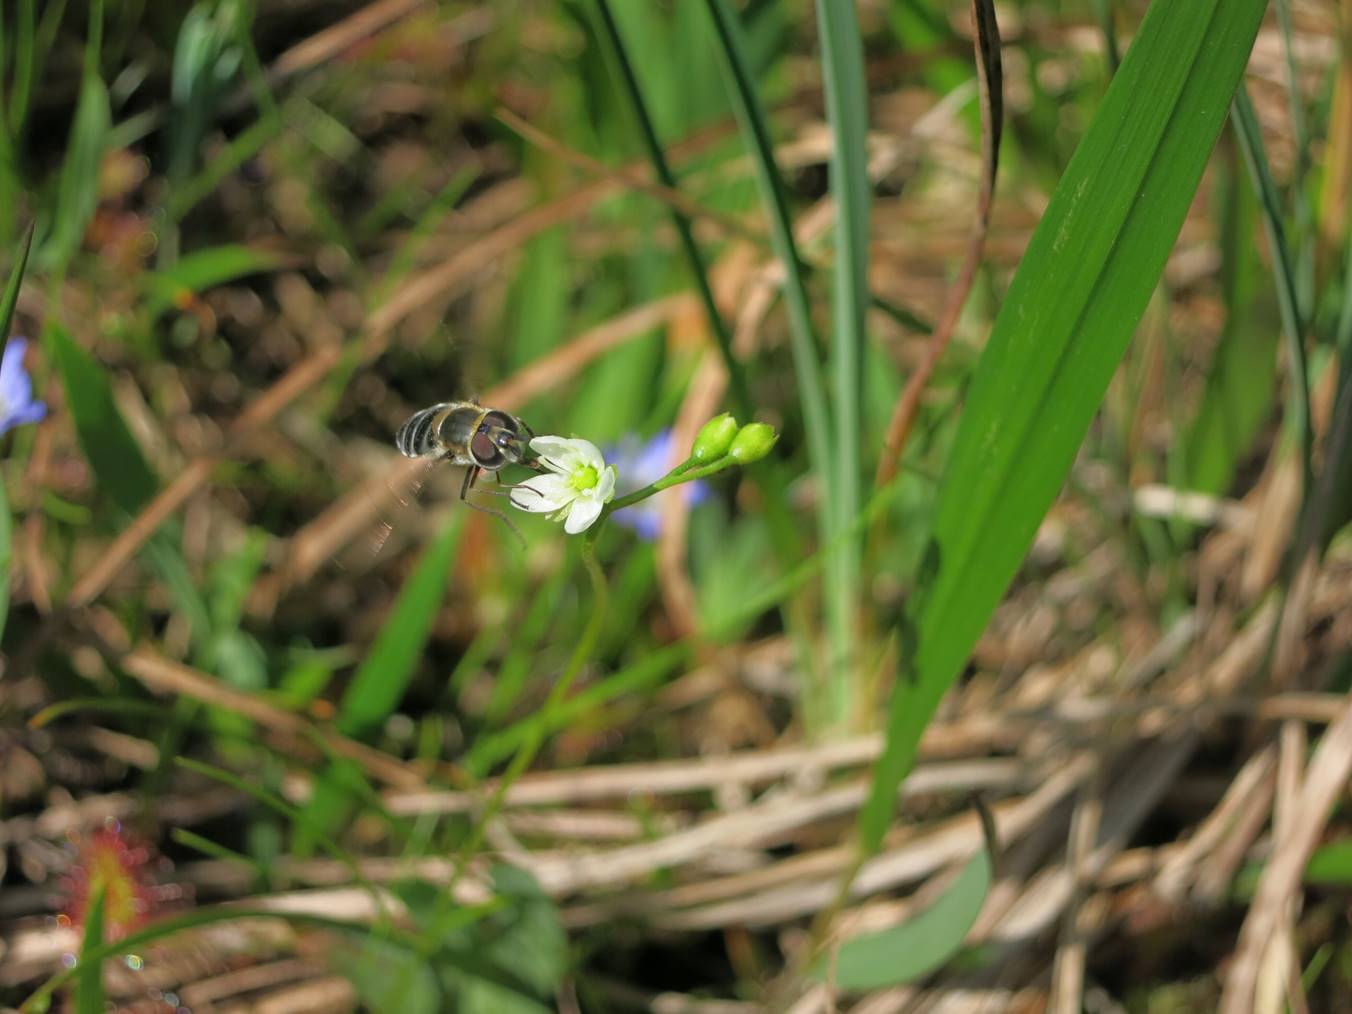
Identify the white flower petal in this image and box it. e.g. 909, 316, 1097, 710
509, 474, 576, 513
564, 496, 604, 534
529, 435, 584, 474
594, 465, 617, 503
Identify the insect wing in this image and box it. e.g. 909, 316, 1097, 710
360, 456, 438, 565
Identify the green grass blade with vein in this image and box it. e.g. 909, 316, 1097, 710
859, 0, 1269, 854
815, 0, 871, 723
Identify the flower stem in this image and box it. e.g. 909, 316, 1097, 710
605, 457, 729, 514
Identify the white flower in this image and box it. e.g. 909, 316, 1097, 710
509, 435, 618, 534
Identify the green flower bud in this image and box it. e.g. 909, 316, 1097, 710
728, 422, 778, 464
691, 413, 739, 462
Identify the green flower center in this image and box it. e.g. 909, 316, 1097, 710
569, 465, 599, 491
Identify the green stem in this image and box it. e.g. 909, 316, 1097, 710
606, 457, 731, 513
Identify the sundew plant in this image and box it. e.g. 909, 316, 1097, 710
4, 1, 1352, 1011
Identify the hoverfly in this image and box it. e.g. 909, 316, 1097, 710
394, 400, 539, 524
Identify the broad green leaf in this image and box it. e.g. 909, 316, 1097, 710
142, 245, 280, 320
74, 889, 106, 1014
816, 848, 991, 990
343, 935, 442, 1014
337, 517, 460, 738
48, 323, 158, 515
861, 0, 1269, 851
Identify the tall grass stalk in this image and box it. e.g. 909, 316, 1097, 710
700, 0, 838, 726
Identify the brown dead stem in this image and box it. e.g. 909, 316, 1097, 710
875, 0, 1003, 489
1221, 693, 1352, 1014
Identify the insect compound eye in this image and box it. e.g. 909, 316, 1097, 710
478, 411, 524, 464
470, 429, 507, 469
481, 411, 519, 436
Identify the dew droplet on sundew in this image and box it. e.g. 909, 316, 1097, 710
124, 953, 144, 970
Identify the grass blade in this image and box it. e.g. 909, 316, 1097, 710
1181, 143, 1273, 497
48, 323, 158, 515
700, 0, 836, 721
141, 243, 280, 321
337, 518, 460, 739
1232, 87, 1313, 494
45, 0, 106, 269
74, 888, 106, 1014
860, 0, 1269, 854
1302, 246, 1352, 553
815, 0, 870, 719
1091, 0, 1120, 74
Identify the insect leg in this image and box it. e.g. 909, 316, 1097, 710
459, 465, 479, 502
458, 466, 525, 545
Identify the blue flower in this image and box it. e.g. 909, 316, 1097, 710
0, 338, 46, 436
607, 430, 708, 541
